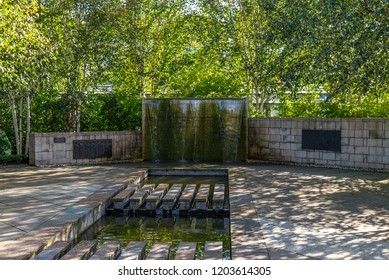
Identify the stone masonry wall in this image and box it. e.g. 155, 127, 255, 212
248, 118, 389, 170
30, 118, 389, 170
29, 131, 142, 166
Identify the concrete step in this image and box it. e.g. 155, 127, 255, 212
178, 184, 196, 210
212, 184, 225, 210
60, 240, 98, 260
89, 241, 121, 260
129, 184, 154, 210
146, 242, 172, 260
195, 184, 210, 210
144, 184, 169, 210
203, 241, 223, 260
118, 241, 147, 260
161, 184, 182, 210
112, 184, 139, 209
174, 242, 197, 260
33, 241, 72, 260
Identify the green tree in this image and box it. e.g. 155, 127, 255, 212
274, 1, 388, 117
41, 0, 118, 131
1, 0, 388, 144
315, 0, 388, 112
0, 0, 50, 154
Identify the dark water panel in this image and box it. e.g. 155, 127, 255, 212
142, 98, 248, 162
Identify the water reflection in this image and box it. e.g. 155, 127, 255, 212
80, 216, 231, 260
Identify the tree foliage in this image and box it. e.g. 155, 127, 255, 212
0, 129, 12, 155
0, 0, 388, 152
0, 0, 50, 154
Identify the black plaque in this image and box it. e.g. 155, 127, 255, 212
302, 130, 341, 152
54, 137, 66, 143
73, 139, 112, 159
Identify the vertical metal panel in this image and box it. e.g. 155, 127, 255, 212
302, 130, 341, 152
73, 139, 112, 159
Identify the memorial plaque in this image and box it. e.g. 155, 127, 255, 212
54, 137, 66, 143
302, 130, 341, 152
73, 139, 112, 159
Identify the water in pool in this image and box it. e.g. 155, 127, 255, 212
80, 215, 231, 260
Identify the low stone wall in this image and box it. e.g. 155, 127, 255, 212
249, 118, 389, 170
29, 131, 142, 166
30, 118, 389, 170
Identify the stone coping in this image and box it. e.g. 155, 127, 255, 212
31, 131, 140, 137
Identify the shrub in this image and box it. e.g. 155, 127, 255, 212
278, 93, 323, 118
0, 129, 12, 155
0, 154, 28, 165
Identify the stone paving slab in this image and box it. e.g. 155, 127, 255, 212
178, 186, 196, 211
161, 184, 182, 210
0, 239, 46, 259
267, 247, 316, 260
118, 241, 147, 260
53, 205, 94, 221
203, 241, 223, 260
0, 223, 25, 245
145, 184, 169, 210
146, 242, 172, 260
89, 240, 121, 260
113, 184, 138, 209
60, 240, 98, 260
33, 241, 72, 260
175, 242, 197, 260
258, 216, 389, 260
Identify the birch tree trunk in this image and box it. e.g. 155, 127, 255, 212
76, 98, 81, 133
9, 96, 21, 155
19, 97, 23, 154
25, 93, 31, 154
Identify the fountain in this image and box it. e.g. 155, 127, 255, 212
33, 99, 246, 260
142, 98, 248, 162
76, 168, 232, 260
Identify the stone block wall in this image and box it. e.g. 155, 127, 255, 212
248, 118, 389, 170
29, 118, 389, 170
29, 131, 142, 166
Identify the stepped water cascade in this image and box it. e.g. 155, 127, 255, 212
142, 98, 248, 162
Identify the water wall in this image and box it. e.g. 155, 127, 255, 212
142, 98, 248, 162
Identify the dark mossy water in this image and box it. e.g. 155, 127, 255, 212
80, 216, 231, 260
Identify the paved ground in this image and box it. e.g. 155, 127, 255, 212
0, 163, 388, 259
0, 164, 142, 248
242, 164, 389, 259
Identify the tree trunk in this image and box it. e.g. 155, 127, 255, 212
260, 91, 265, 115
25, 93, 31, 155
19, 97, 23, 154
255, 88, 260, 113
9, 96, 20, 155
76, 98, 81, 133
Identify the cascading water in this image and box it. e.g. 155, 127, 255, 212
142, 98, 248, 162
